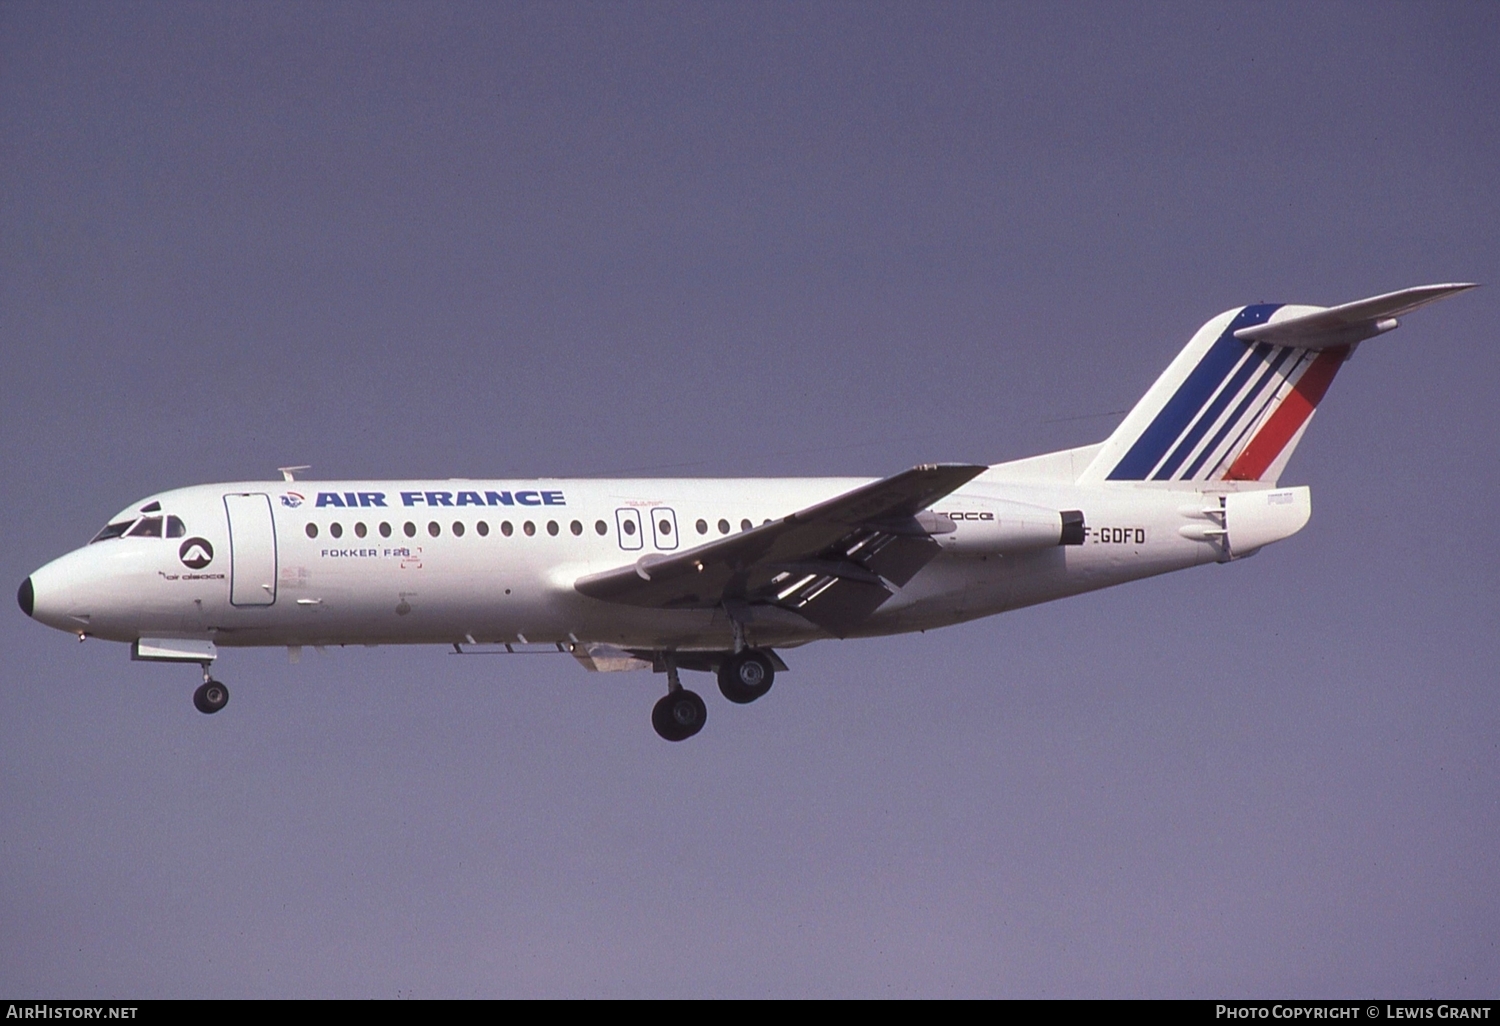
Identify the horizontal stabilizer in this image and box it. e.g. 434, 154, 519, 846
1233, 283, 1476, 350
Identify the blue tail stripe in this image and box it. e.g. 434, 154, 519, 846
1207, 348, 1316, 478
1106, 304, 1281, 481
1181, 345, 1299, 479
1152, 342, 1273, 480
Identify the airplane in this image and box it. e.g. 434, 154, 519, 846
18, 283, 1475, 740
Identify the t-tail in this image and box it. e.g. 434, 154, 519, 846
1078, 283, 1476, 487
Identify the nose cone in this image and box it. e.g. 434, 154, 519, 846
23, 550, 106, 635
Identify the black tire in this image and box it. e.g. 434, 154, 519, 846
193, 680, 229, 715
718, 650, 775, 705
651, 689, 707, 741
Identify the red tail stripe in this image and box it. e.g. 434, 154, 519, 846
1224, 347, 1348, 481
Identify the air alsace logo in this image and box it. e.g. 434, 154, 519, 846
280, 491, 306, 508
179, 538, 214, 570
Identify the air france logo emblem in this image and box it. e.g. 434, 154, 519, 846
179, 538, 214, 570
280, 491, 306, 508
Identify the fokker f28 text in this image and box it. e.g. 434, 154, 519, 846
20, 284, 1473, 740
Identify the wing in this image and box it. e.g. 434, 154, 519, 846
574, 463, 986, 637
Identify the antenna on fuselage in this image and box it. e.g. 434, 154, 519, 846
278, 465, 312, 482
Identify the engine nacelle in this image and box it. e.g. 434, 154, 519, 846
926, 499, 1079, 555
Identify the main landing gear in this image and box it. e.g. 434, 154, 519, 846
718, 650, 775, 705
652, 658, 706, 742
650, 648, 779, 741
193, 664, 229, 715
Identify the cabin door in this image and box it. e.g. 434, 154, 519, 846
224, 493, 278, 606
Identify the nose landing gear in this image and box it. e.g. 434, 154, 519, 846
193, 664, 228, 715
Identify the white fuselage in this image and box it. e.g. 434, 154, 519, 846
24, 466, 1244, 654
21, 283, 1459, 736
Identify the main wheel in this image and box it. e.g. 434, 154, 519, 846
193, 680, 229, 715
718, 650, 774, 704
652, 689, 707, 741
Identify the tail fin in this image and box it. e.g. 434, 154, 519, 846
1079, 284, 1476, 486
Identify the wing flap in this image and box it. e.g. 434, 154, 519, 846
784, 578, 893, 637
860, 534, 943, 587
575, 463, 985, 633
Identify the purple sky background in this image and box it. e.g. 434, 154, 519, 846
2, 1, 1497, 997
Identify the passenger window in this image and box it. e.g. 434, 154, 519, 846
595, 520, 607, 536
623, 519, 637, 536
330, 523, 343, 539
453, 521, 465, 537
523, 521, 536, 537
741, 519, 752, 532
379, 522, 391, 538
696, 519, 707, 535
658, 518, 672, 536
570, 520, 582, 536
428, 522, 441, 537
306, 523, 319, 539
547, 521, 559, 536
166, 516, 186, 538
718, 519, 730, 535
355, 522, 367, 538
477, 521, 490, 537
404, 522, 416, 538
501, 521, 514, 537
127, 517, 164, 538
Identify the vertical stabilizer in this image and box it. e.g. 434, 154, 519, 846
1078, 284, 1475, 486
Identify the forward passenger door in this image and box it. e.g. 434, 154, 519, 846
224, 493, 278, 606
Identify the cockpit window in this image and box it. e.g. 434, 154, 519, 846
90, 520, 135, 543
126, 516, 164, 538
90, 512, 181, 543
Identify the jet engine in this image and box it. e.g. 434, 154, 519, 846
924, 499, 1084, 555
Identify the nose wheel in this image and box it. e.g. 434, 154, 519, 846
193, 665, 228, 715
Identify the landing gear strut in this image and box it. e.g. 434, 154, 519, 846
193, 664, 228, 715
718, 650, 775, 704
651, 657, 706, 742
